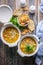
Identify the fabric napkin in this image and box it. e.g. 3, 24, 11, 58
39, 22, 43, 33
35, 20, 43, 65
41, 0, 43, 4
40, 2, 43, 13
39, 1, 43, 13
35, 42, 43, 65
36, 20, 43, 38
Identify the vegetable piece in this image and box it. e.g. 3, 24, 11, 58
10, 16, 25, 29
25, 44, 34, 52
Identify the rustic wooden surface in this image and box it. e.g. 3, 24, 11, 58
38, 0, 43, 22
0, 0, 39, 65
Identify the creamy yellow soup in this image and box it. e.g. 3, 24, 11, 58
20, 37, 37, 54
3, 27, 19, 43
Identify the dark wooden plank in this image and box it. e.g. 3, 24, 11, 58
0, 0, 16, 65
16, 0, 38, 65
3, 0, 17, 65
12, 47, 18, 65
7, 0, 16, 10
0, 0, 38, 65
38, 0, 43, 64
4, 46, 13, 65
0, 39, 5, 65
0, 0, 7, 60
38, 0, 43, 21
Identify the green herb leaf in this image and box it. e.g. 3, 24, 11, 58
10, 16, 25, 29
25, 44, 34, 52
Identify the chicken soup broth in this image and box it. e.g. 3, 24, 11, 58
20, 37, 37, 54
3, 27, 19, 43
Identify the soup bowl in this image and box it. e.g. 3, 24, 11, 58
17, 35, 39, 57
1, 23, 21, 47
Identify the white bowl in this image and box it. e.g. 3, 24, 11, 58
0, 5, 13, 24
17, 35, 39, 57
1, 23, 21, 47
20, 0, 26, 7
29, 5, 36, 14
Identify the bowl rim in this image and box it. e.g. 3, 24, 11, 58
1, 23, 21, 47
18, 21, 28, 27
17, 35, 39, 57
0, 4, 13, 23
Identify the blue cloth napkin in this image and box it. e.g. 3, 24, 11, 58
37, 42, 43, 56
35, 42, 43, 65
41, 0, 43, 4
36, 20, 43, 38
40, 3, 43, 13
35, 56, 42, 65
35, 20, 43, 65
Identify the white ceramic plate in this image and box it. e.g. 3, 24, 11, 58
0, 5, 13, 23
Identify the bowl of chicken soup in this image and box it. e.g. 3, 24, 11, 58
1, 23, 21, 47
17, 35, 39, 57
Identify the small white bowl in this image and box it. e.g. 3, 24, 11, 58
29, 5, 36, 14
20, 0, 26, 7
1, 23, 21, 47
0, 5, 13, 24
17, 35, 39, 57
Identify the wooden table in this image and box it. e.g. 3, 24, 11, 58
0, 0, 40, 65
38, 0, 43, 22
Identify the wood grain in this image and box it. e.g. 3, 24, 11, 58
0, 0, 38, 65
38, 0, 43, 22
